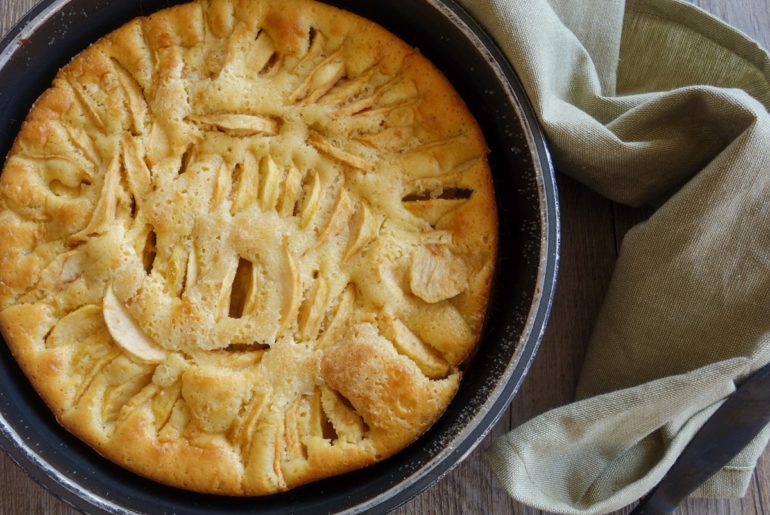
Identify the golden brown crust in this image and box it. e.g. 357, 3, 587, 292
0, 0, 498, 495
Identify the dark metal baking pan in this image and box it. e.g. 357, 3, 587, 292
0, 0, 559, 512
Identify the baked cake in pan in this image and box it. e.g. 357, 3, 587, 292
0, 0, 498, 495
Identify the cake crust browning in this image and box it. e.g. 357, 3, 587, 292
0, 0, 498, 495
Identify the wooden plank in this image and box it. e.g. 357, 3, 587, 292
507, 174, 617, 515
0, 0, 35, 36
508, 174, 616, 426
0, 460, 76, 515
397, 419, 516, 515
694, 0, 770, 50
755, 451, 770, 515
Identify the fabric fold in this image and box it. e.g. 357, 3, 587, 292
457, 0, 770, 512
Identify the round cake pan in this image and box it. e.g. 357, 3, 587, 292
0, 0, 559, 513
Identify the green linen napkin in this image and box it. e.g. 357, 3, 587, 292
455, 0, 770, 512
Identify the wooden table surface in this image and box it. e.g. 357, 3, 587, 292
0, 0, 769, 513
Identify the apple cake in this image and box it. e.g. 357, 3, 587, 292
0, 0, 498, 495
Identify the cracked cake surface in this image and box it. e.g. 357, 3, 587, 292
0, 0, 498, 495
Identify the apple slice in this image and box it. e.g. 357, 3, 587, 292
260, 155, 281, 212
103, 285, 167, 364
188, 113, 279, 137
409, 245, 469, 304
280, 243, 301, 329
344, 202, 378, 262
307, 131, 374, 172
316, 188, 353, 247
383, 318, 450, 379
300, 171, 322, 228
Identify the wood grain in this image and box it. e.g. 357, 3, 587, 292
0, 0, 767, 514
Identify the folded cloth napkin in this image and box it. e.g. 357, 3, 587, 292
454, 0, 770, 513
